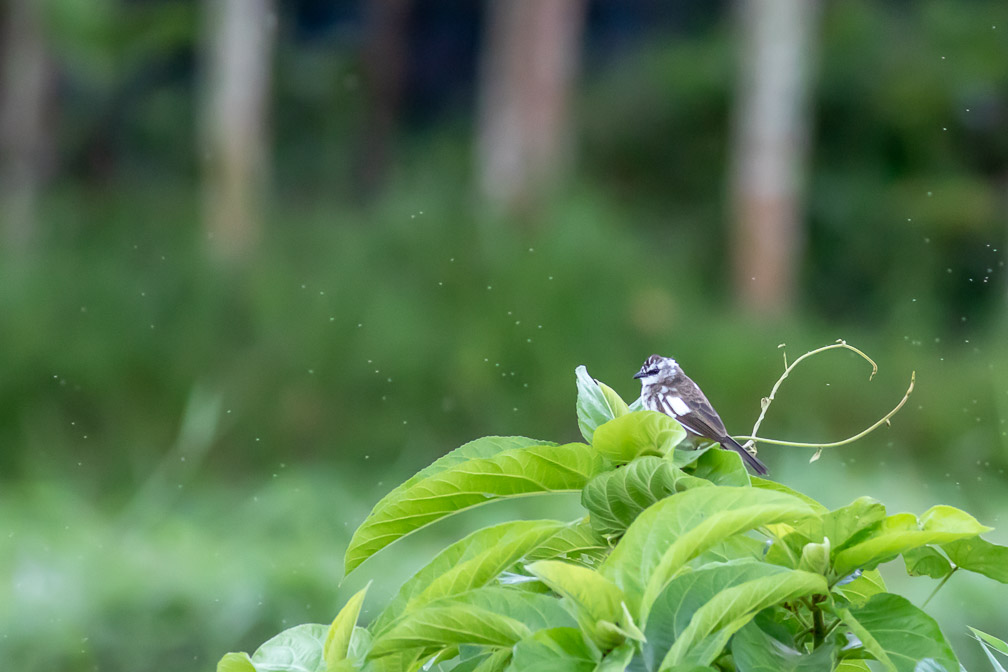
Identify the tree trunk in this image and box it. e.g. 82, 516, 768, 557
0, 0, 54, 255
356, 0, 411, 198
475, 0, 586, 216
200, 0, 275, 264
729, 0, 820, 314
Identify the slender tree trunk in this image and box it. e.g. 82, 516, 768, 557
356, 0, 411, 198
200, 0, 275, 264
729, 0, 820, 314
475, 0, 586, 216
0, 0, 53, 254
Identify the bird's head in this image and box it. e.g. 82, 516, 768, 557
633, 354, 677, 386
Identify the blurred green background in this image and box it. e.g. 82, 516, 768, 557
1, 0, 1007, 669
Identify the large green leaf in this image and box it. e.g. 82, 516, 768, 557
749, 477, 828, 514
508, 627, 596, 672
839, 593, 959, 672
643, 561, 787, 671
942, 536, 1008, 583
581, 456, 685, 539
360, 649, 422, 672
835, 569, 886, 606
371, 520, 567, 635
345, 439, 605, 574
469, 648, 512, 672
325, 583, 372, 666
526, 560, 634, 648
217, 653, 256, 672
823, 497, 888, 551
369, 588, 575, 659
597, 642, 636, 671
577, 366, 633, 443
524, 519, 610, 566
592, 411, 687, 463
902, 547, 952, 579
832, 506, 991, 577
659, 569, 827, 669
642, 562, 827, 670
251, 623, 328, 672
731, 619, 836, 671
600, 486, 818, 620
687, 448, 750, 486
834, 662, 872, 672
765, 497, 884, 570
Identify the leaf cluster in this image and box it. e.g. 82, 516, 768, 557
218, 366, 1008, 672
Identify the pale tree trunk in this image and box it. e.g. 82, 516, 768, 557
476, 0, 586, 216
729, 0, 820, 314
356, 0, 411, 198
200, 0, 275, 264
0, 0, 54, 255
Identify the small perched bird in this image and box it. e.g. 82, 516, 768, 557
634, 354, 768, 476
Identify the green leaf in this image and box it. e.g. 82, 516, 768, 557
731, 619, 836, 671
325, 583, 372, 666
823, 497, 888, 551
525, 519, 610, 566
596, 641, 636, 671
525, 560, 631, 648
371, 520, 567, 635
970, 627, 1008, 657
581, 456, 685, 539
360, 649, 421, 672
508, 627, 596, 672
833, 506, 991, 577
600, 486, 818, 620
902, 547, 953, 579
468, 648, 512, 672
766, 497, 886, 569
975, 642, 1007, 672
251, 623, 328, 672
970, 627, 1008, 672
576, 366, 632, 443
943, 536, 1008, 583
667, 444, 715, 469
369, 588, 575, 659
692, 535, 766, 566
592, 411, 687, 463
839, 593, 959, 672
749, 478, 829, 514
370, 605, 527, 659
688, 448, 750, 486
643, 562, 827, 670
217, 652, 256, 672
835, 569, 886, 606
834, 662, 872, 672
798, 537, 831, 575
344, 439, 605, 574
643, 561, 786, 671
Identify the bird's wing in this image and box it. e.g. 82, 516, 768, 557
674, 377, 729, 439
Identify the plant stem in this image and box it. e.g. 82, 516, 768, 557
735, 340, 915, 453
812, 604, 826, 648
923, 568, 957, 608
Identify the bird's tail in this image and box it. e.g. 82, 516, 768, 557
720, 435, 769, 476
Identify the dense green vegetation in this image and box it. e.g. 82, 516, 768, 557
218, 369, 1008, 671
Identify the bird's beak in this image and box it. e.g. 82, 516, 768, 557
632, 371, 645, 379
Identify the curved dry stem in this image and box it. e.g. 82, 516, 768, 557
736, 340, 913, 461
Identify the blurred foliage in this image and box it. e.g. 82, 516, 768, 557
2, 0, 1008, 670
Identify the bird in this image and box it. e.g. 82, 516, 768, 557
634, 354, 768, 476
